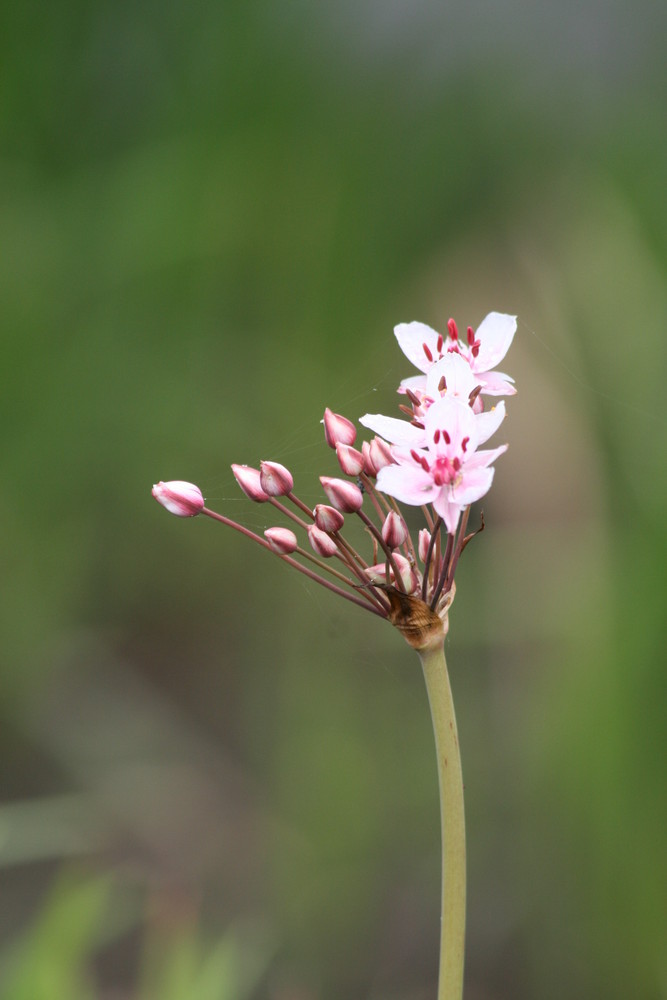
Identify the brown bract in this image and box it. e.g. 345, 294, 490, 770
379, 583, 456, 650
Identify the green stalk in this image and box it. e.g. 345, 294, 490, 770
418, 642, 466, 1000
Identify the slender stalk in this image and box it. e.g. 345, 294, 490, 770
418, 642, 466, 1000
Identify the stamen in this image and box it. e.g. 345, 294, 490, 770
447, 318, 458, 341
438, 375, 447, 393
420, 456, 430, 472
452, 457, 461, 471
423, 342, 434, 362
468, 385, 482, 406
410, 449, 421, 464
461, 435, 469, 452
399, 404, 413, 417
411, 419, 425, 429
466, 325, 475, 346
406, 388, 421, 407
436, 333, 444, 354
433, 429, 440, 444
442, 430, 451, 444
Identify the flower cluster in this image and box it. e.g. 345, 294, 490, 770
152, 312, 515, 644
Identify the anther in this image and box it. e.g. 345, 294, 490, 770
436, 333, 444, 353
447, 318, 458, 341
442, 430, 451, 444
461, 435, 469, 452
423, 342, 434, 363
438, 375, 447, 393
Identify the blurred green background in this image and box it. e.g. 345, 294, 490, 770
1, 1, 666, 998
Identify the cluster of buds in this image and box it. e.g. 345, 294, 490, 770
153, 312, 516, 648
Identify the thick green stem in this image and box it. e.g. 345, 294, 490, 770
418, 642, 466, 1000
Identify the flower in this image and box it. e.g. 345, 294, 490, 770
375, 395, 507, 534
361, 352, 507, 450
395, 312, 517, 398
152, 480, 205, 517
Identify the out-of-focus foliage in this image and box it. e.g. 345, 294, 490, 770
1, 1, 666, 998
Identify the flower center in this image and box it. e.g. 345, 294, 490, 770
432, 455, 461, 486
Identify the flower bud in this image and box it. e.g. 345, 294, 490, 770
259, 460, 294, 497
264, 526, 298, 554
381, 511, 408, 549
362, 437, 393, 476
418, 528, 432, 563
335, 443, 365, 476
313, 504, 345, 533
152, 480, 204, 517
307, 524, 338, 558
319, 476, 363, 513
323, 408, 357, 449
231, 464, 269, 503
365, 555, 418, 593
392, 553, 419, 594
369, 437, 393, 472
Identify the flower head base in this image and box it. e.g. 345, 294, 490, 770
152, 481, 204, 517
153, 309, 515, 648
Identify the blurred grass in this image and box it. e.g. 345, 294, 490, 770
1, 1, 666, 997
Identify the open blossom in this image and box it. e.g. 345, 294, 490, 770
361, 352, 506, 450
395, 311, 517, 398
375, 394, 507, 534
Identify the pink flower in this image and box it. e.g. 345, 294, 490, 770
375, 395, 507, 534
152, 481, 205, 517
395, 312, 517, 398
361, 353, 507, 450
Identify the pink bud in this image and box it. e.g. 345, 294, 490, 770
319, 476, 363, 513
259, 460, 294, 497
369, 437, 393, 472
393, 553, 419, 593
323, 408, 357, 449
264, 526, 298, 554
365, 556, 417, 593
307, 524, 338, 558
313, 504, 345, 533
418, 528, 432, 563
335, 443, 365, 476
363, 438, 393, 476
381, 511, 408, 549
231, 464, 269, 503
152, 480, 205, 517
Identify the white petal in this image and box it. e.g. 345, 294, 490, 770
424, 395, 478, 455
376, 463, 438, 506
425, 353, 477, 402
475, 401, 505, 445
452, 465, 495, 506
472, 312, 517, 372
359, 413, 424, 447
394, 321, 442, 373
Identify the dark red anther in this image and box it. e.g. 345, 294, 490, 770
466, 325, 475, 346
420, 456, 430, 472
453, 457, 461, 471
442, 429, 451, 444
410, 449, 421, 464
399, 404, 413, 417
436, 333, 444, 353
423, 342, 434, 363
461, 435, 469, 452
406, 388, 421, 407
471, 343, 480, 357
433, 429, 441, 444
468, 385, 482, 406
411, 419, 425, 429
447, 318, 458, 341
438, 375, 447, 393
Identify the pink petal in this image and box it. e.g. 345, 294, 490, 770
394, 321, 442, 373
471, 312, 517, 371
464, 443, 508, 470
476, 370, 517, 396
475, 401, 506, 445
424, 395, 478, 455
431, 494, 462, 534
451, 465, 495, 506
359, 413, 425, 447
425, 353, 477, 402
376, 462, 439, 506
